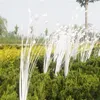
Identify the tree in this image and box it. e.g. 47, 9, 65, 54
0, 16, 7, 36
76, 0, 100, 29
30, 26, 33, 34
14, 25, 19, 35
45, 28, 48, 36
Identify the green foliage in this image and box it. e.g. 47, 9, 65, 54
45, 28, 48, 36
0, 16, 8, 36
0, 47, 100, 100
14, 25, 19, 35
0, 48, 20, 99
0, 33, 21, 44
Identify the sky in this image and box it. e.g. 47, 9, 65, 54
0, 0, 100, 35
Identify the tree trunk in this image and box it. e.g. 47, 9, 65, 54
85, 0, 88, 30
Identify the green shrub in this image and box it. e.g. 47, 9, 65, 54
0, 47, 100, 100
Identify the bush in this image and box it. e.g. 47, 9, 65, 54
0, 47, 100, 100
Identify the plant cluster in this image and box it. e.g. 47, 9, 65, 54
0, 47, 100, 100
